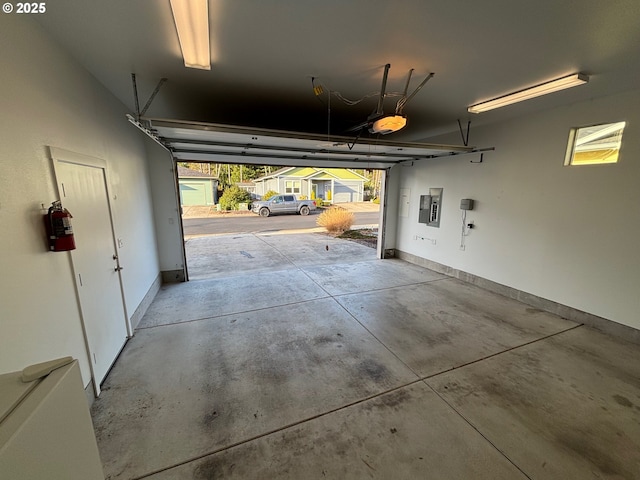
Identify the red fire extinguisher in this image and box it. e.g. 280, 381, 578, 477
44, 200, 76, 252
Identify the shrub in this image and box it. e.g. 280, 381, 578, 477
299, 195, 307, 200
372, 197, 380, 204
219, 185, 252, 210
262, 190, 278, 200
316, 207, 354, 233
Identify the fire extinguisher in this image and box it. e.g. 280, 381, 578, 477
44, 200, 76, 252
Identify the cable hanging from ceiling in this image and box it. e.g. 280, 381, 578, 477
311, 77, 405, 107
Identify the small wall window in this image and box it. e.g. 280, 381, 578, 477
565, 122, 626, 166
285, 181, 301, 193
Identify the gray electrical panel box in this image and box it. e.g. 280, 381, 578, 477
460, 198, 474, 210
418, 195, 431, 223
418, 188, 443, 227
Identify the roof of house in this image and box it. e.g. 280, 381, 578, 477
254, 167, 367, 182
177, 166, 217, 179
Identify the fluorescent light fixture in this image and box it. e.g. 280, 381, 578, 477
370, 115, 407, 135
468, 73, 589, 114
170, 0, 211, 70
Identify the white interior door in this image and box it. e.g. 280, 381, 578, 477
55, 159, 128, 391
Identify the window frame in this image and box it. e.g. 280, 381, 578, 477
285, 180, 301, 194
564, 121, 626, 166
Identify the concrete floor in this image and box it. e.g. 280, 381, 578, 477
92, 233, 640, 479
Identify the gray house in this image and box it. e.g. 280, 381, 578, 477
177, 166, 218, 206
253, 167, 367, 203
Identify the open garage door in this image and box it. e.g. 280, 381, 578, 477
128, 116, 482, 274
131, 117, 477, 170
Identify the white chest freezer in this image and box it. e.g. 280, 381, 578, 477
0, 360, 104, 479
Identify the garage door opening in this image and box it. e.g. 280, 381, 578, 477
179, 161, 384, 281
128, 116, 478, 282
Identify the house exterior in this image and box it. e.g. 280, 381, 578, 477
177, 166, 218, 206
236, 181, 259, 199
253, 167, 367, 203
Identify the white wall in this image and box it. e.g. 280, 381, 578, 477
393, 88, 640, 330
0, 16, 160, 385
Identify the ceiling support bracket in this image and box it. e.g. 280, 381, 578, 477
396, 72, 435, 115
131, 73, 141, 120
131, 74, 168, 120
140, 78, 168, 117
457, 119, 471, 146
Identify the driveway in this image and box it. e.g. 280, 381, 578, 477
185, 231, 377, 281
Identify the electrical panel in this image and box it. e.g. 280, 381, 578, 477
418, 188, 443, 227
460, 198, 474, 211
418, 195, 431, 223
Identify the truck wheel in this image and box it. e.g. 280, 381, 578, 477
300, 205, 310, 216
259, 207, 270, 217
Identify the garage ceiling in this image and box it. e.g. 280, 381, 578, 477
136, 116, 481, 169
36, 1, 640, 141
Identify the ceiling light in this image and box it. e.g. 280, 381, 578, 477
370, 115, 407, 135
169, 0, 211, 70
468, 73, 589, 114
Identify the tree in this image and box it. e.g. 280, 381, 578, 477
359, 169, 382, 199
218, 185, 252, 210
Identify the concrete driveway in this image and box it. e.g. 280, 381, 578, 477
184, 232, 377, 281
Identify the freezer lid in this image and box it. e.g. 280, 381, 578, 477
0, 372, 39, 425
0, 357, 73, 424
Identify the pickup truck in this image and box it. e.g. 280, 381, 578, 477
251, 194, 317, 217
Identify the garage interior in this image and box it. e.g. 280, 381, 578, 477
1, 1, 640, 479
93, 232, 640, 479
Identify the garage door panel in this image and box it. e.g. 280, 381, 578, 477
180, 182, 207, 206
334, 184, 355, 203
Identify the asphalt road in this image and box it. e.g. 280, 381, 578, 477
183, 211, 380, 236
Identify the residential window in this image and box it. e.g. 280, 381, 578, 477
285, 181, 301, 193
565, 122, 625, 166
